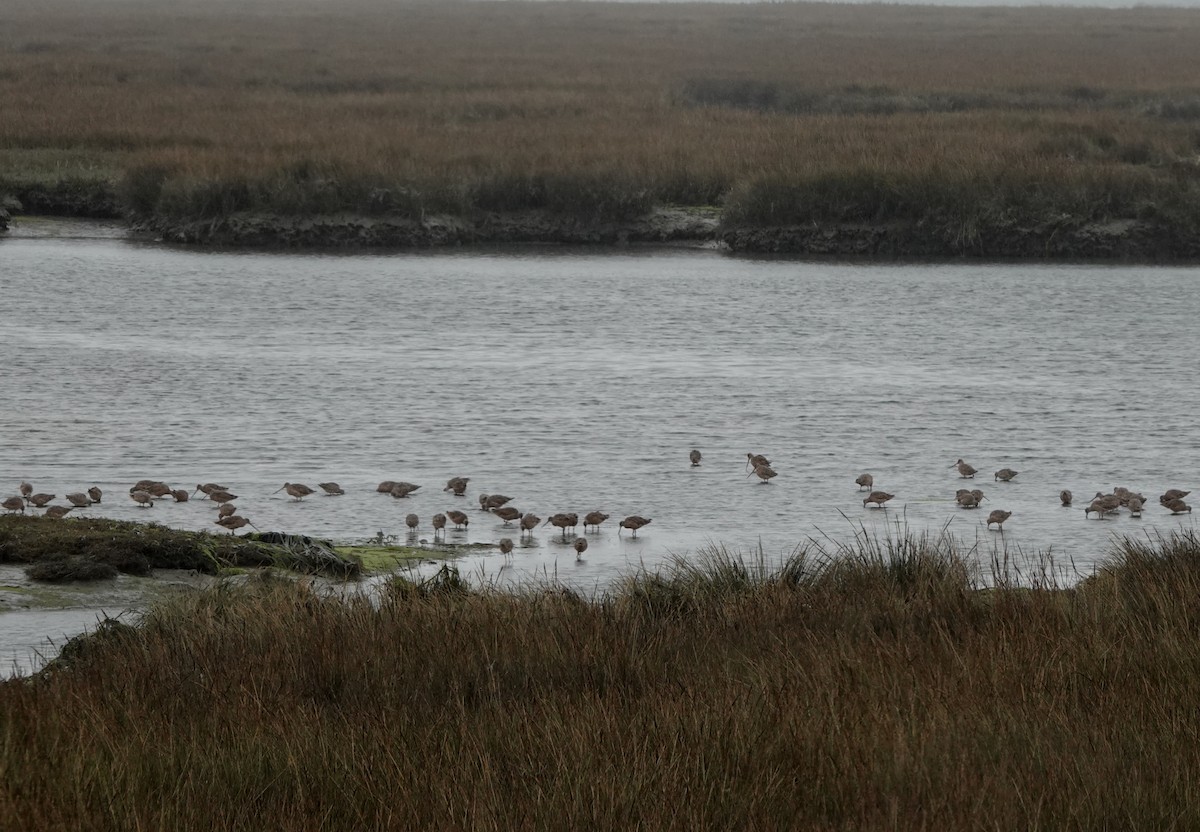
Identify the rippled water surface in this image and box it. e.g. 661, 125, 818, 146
2, 222, 1199, 601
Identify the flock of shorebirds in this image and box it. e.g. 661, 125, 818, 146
0, 475, 654, 562
2, 451, 1192, 556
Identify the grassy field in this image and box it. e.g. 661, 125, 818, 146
2, 531, 1200, 828
3, 0, 1200, 233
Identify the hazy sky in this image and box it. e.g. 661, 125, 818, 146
552, 0, 1200, 7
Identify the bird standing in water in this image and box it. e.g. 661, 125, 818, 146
690, 449, 702, 467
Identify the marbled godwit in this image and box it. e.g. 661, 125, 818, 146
583, 511, 610, 532
690, 449, 702, 467
130, 491, 154, 508
1164, 498, 1192, 515
1084, 500, 1107, 519
1161, 489, 1191, 505
27, 493, 55, 508
389, 482, 420, 499
499, 538, 514, 559
863, 491, 894, 508
1128, 497, 1144, 517
746, 453, 771, 471
146, 482, 173, 498
2, 496, 24, 514
994, 469, 1018, 482
405, 513, 419, 533
44, 505, 72, 519
544, 513, 579, 540
956, 491, 981, 509
952, 459, 977, 478
216, 515, 254, 534
66, 492, 92, 508
986, 510, 1012, 530
520, 513, 540, 539
855, 473, 873, 491
1060, 490, 1073, 506
749, 464, 777, 484
618, 516, 651, 537
205, 490, 237, 507
87, 486, 102, 504
194, 483, 229, 496
171, 489, 190, 503
432, 513, 447, 540
446, 510, 469, 530
19, 482, 32, 500
218, 503, 236, 518
492, 506, 521, 526
1092, 492, 1121, 514
444, 477, 470, 496
574, 538, 588, 560
318, 482, 345, 496
377, 480, 397, 493
482, 494, 513, 510
274, 483, 316, 501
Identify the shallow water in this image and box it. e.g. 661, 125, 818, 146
1, 220, 1198, 628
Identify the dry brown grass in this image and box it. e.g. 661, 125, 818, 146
3, 0, 1200, 222
3, 532, 1200, 829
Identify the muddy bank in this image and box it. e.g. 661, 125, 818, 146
0, 181, 121, 221
720, 218, 1200, 260
139, 206, 722, 248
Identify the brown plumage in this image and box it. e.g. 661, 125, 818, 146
87, 486, 102, 504
1060, 489, 1073, 506
499, 538, 514, 558
444, 477, 470, 496
583, 511, 610, 532
618, 516, 651, 537
2, 496, 25, 514
194, 483, 229, 496
146, 482, 173, 498
389, 482, 420, 499
492, 506, 522, 525
27, 493, 55, 508
206, 490, 237, 507
44, 505, 72, 519
746, 453, 771, 471
1164, 498, 1192, 515
19, 482, 32, 499
218, 503, 237, 518
863, 491, 894, 508
432, 513, 447, 539
1161, 489, 1191, 505
130, 491, 155, 508
405, 513, 419, 532
215, 515, 252, 534
994, 468, 1018, 482
274, 482, 315, 501
956, 491, 981, 509
446, 510, 469, 530
986, 510, 1012, 530
690, 449, 702, 467
519, 513, 541, 538
855, 473, 873, 491
376, 480, 397, 493
750, 464, 777, 484
171, 489, 190, 503
574, 537, 588, 559
1092, 492, 1121, 514
1128, 497, 1144, 517
318, 482, 345, 495
544, 513, 579, 540
66, 492, 92, 507
482, 494, 513, 511
952, 459, 977, 478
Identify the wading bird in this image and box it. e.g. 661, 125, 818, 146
855, 473, 873, 491
482, 494, 513, 511
446, 510, 469, 530
1164, 498, 1192, 515
432, 513, 447, 540
65, 493, 92, 508
406, 513, 419, 533
1060, 490, 1073, 506
750, 464, 777, 484
205, 490, 237, 507
583, 511, 610, 532
746, 453, 771, 471
171, 489, 190, 502
2, 496, 24, 514
574, 538, 588, 560
444, 477, 470, 496
218, 503, 237, 518
274, 483, 315, 501
216, 515, 254, 534
690, 449, 702, 467
618, 516, 651, 537
1161, 489, 1191, 505
952, 459, 977, 478
863, 491, 894, 508
544, 513, 579, 540
1128, 497, 1144, 517
87, 486, 102, 504
520, 513, 540, 539
44, 505, 72, 519
19, 482, 32, 500
492, 506, 521, 526
130, 491, 154, 508
377, 481, 397, 493
194, 483, 229, 496
986, 510, 1012, 530
390, 482, 420, 499
994, 468, 1018, 482
27, 493, 55, 508
318, 482, 345, 496
499, 538, 514, 559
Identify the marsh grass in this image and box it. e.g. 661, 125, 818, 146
4, 530, 1200, 828
5, 1, 1200, 229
